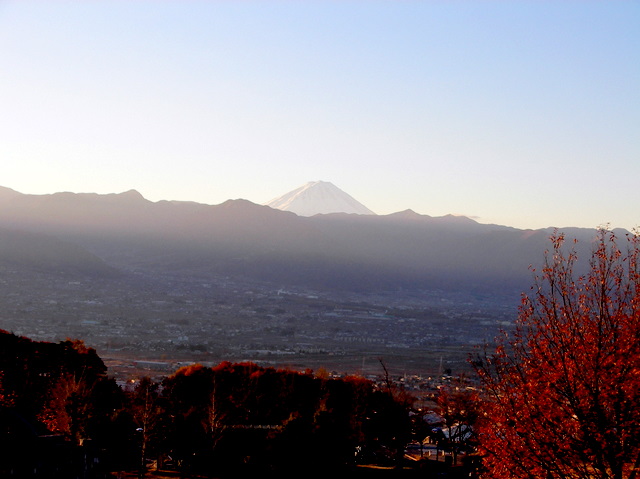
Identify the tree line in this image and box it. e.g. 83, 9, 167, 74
0, 332, 413, 477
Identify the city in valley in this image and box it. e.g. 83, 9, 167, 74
0, 263, 517, 385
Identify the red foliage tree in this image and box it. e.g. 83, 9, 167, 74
474, 229, 640, 479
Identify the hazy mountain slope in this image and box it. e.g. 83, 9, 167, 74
0, 186, 609, 294
0, 227, 116, 276
0, 186, 21, 200
0, 190, 327, 276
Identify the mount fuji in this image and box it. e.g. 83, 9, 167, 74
265, 181, 376, 216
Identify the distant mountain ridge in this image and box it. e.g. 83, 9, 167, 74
0, 186, 616, 294
265, 181, 376, 216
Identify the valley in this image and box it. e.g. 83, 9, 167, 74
0, 263, 518, 381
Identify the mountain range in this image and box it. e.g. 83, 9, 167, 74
0, 184, 616, 295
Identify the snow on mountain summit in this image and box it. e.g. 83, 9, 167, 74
265, 181, 376, 216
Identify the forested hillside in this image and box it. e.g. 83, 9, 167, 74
0, 331, 418, 478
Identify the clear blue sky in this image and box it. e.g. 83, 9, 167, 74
1, 1, 638, 231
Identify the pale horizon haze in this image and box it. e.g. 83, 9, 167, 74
1, 1, 638, 231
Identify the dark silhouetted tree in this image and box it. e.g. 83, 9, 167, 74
435, 381, 479, 465
130, 377, 162, 478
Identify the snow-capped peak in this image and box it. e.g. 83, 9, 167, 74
265, 181, 376, 216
